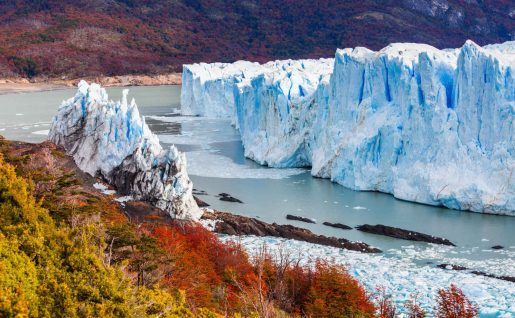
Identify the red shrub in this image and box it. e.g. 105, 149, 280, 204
374, 286, 397, 318
150, 223, 257, 314
304, 261, 376, 318
435, 284, 478, 318
146, 223, 381, 317
405, 293, 426, 318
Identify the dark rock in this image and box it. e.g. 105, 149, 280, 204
286, 214, 316, 224
356, 224, 455, 246
193, 188, 208, 196
437, 264, 515, 284
193, 195, 210, 207
218, 193, 243, 203
470, 271, 515, 283
202, 211, 382, 253
437, 264, 467, 271
491, 245, 504, 250
323, 222, 352, 230
497, 276, 515, 283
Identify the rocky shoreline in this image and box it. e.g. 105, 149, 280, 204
202, 210, 382, 253
0, 73, 181, 94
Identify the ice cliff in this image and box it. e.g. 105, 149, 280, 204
49, 81, 201, 220
181, 41, 515, 215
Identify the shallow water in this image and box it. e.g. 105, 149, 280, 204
1, 84, 514, 270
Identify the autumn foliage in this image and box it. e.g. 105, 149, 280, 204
404, 293, 427, 318
150, 224, 256, 314
374, 286, 397, 318
0, 139, 483, 317
435, 284, 479, 318
0, 1, 513, 78
304, 261, 376, 317
148, 223, 377, 317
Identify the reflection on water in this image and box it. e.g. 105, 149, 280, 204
1, 85, 514, 270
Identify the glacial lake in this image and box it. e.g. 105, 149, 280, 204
1, 85, 514, 275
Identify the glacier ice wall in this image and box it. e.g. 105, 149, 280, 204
181, 41, 515, 215
181, 60, 262, 122
50, 81, 201, 220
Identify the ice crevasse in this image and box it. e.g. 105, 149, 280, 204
49, 81, 201, 220
181, 40, 515, 215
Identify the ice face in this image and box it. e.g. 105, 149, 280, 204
181, 60, 263, 122
181, 41, 515, 215
49, 80, 201, 220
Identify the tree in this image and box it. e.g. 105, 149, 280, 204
435, 284, 478, 318
374, 286, 396, 318
404, 293, 426, 318
304, 261, 376, 318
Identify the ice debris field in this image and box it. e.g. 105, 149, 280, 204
181, 40, 515, 215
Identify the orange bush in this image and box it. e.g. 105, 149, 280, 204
148, 224, 378, 317
435, 284, 478, 318
150, 223, 257, 314
304, 261, 376, 318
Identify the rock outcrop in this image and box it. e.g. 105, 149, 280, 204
356, 224, 455, 246
202, 210, 382, 253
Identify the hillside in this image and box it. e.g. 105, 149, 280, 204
0, 136, 392, 317
0, 0, 513, 79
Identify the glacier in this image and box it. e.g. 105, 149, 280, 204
181, 40, 515, 215
49, 80, 201, 220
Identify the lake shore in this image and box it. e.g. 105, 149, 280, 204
0, 73, 182, 95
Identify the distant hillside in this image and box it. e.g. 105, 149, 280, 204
0, 0, 513, 78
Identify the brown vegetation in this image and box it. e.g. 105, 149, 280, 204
0, 0, 513, 79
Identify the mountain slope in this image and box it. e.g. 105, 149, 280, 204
0, 0, 513, 78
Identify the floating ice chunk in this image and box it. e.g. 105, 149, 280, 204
199, 218, 220, 231
32, 129, 49, 136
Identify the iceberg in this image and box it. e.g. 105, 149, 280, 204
181, 41, 515, 215
49, 81, 201, 220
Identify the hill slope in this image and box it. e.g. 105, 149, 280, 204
0, 0, 513, 78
